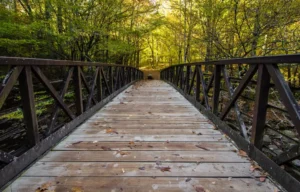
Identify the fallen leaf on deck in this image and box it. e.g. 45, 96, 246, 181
129, 141, 135, 145
186, 178, 191, 182
166, 140, 170, 143
195, 145, 209, 151
157, 166, 171, 172
195, 185, 205, 192
238, 150, 248, 157
117, 151, 131, 156
192, 131, 196, 134
139, 166, 146, 170
35, 182, 53, 192
172, 154, 180, 156
260, 176, 266, 182
197, 133, 202, 135
250, 165, 262, 172
101, 146, 112, 151
71, 186, 83, 192
120, 102, 125, 104
106, 129, 118, 134
72, 141, 82, 145
147, 145, 153, 148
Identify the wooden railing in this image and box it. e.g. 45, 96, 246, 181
161, 54, 300, 192
0, 57, 143, 188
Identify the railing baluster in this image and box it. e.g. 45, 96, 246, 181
97, 67, 103, 101
74, 66, 83, 115
195, 66, 200, 102
19, 66, 39, 146
185, 66, 191, 93
212, 65, 221, 114
251, 65, 270, 148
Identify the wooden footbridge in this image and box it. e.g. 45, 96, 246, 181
0, 56, 299, 192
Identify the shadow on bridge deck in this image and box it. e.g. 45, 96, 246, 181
5, 80, 280, 192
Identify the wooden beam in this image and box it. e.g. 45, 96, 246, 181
222, 66, 248, 140
19, 66, 39, 146
212, 65, 221, 114
47, 67, 74, 135
251, 65, 270, 148
198, 66, 210, 110
220, 65, 258, 119
86, 67, 99, 110
32, 66, 75, 120
266, 64, 300, 136
0, 66, 23, 109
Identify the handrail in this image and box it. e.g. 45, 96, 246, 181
161, 54, 300, 192
0, 56, 137, 68
0, 57, 143, 189
166, 54, 300, 66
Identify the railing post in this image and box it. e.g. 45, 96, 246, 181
251, 65, 271, 149
19, 66, 39, 146
74, 66, 83, 115
212, 65, 221, 114
97, 67, 103, 101
196, 65, 200, 102
109, 66, 114, 92
185, 66, 191, 93
180, 66, 184, 89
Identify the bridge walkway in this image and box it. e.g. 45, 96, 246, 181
5, 80, 279, 192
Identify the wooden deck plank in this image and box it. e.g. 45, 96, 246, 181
23, 162, 260, 177
6, 80, 280, 192
72, 128, 222, 135
40, 151, 247, 162
54, 141, 235, 151
59, 135, 225, 142
9, 177, 278, 192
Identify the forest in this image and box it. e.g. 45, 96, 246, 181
1, 0, 300, 70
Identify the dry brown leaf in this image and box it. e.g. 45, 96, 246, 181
260, 176, 266, 182
157, 166, 171, 172
238, 150, 248, 157
195, 185, 205, 192
129, 141, 135, 145
139, 166, 146, 170
147, 145, 153, 148
250, 165, 262, 172
120, 102, 125, 104
106, 129, 118, 134
101, 146, 112, 151
72, 141, 82, 145
118, 151, 131, 156
72, 186, 83, 192
195, 145, 210, 151
185, 178, 191, 182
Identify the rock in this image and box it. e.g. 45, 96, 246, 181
268, 145, 278, 150
292, 159, 300, 167
263, 135, 271, 143
282, 130, 296, 138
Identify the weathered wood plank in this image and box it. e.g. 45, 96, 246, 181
54, 141, 234, 151
61, 135, 225, 142
72, 128, 221, 135
40, 151, 248, 162
23, 162, 260, 177
8, 177, 278, 192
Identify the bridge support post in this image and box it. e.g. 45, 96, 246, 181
212, 65, 221, 114
19, 66, 39, 147
74, 66, 83, 115
251, 65, 270, 149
